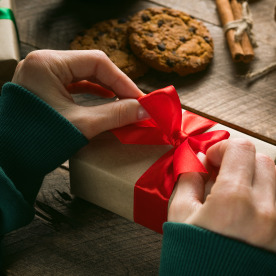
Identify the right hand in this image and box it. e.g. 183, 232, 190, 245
169, 138, 276, 253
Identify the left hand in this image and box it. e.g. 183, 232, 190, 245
12, 50, 149, 139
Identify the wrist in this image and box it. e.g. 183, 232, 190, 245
60, 106, 93, 139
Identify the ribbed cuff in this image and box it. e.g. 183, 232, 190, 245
0, 167, 34, 234
0, 83, 88, 204
160, 223, 276, 276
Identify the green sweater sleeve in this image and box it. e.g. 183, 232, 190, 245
0, 82, 88, 235
160, 222, 276, 275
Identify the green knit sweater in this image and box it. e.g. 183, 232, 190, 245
0, 83, 88, 234
1, 83, 276, 274
160, 223, 276, 275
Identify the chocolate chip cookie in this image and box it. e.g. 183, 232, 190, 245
70, 18, 148, 80
128, 7, 214, 76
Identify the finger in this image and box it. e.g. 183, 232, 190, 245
252, 153, 276, 204
206, 138, 256, 189
67, 81, 116, 98
168, 153, 212, 222
74, 99, 150, 139
179, 152, 213, 203
47, 50, 144, 99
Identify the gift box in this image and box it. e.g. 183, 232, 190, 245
0, 0, 20, 85
70, 86, 276, 233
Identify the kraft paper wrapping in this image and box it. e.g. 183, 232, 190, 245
70, 115, 276, 223
0, 0, 20, 84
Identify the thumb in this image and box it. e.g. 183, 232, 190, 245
75, 99, 150, 139
168, 153, 212, 223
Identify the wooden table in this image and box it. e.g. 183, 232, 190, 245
2, 0, 276, 274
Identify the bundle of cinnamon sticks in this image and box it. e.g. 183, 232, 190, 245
216, 0, 254, 63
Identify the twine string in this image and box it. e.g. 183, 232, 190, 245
246, 62, 276, 80
224, 2, 257, 47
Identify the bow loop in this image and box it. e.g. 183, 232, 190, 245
139, 86, 182, 139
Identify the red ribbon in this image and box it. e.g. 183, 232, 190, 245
112, 86, 230, 233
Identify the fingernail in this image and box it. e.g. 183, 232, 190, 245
137, 106, 150, 121
196, 152, 206, 160
196, 152, 207, 164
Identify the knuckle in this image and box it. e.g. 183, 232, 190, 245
228, 138, 256, 154
215, 174, 231, 186
258, 207, 276, 223
16, 59, 24, 70
113, 101, 127, 128
255, 210, 276, 244
13, 51, 49, 83
204, 193, 245, 229
263, 211, 276, 224
256, 153, 275, 167
23, 50, 71, 84
21, 50, 50, 73
227, 189, 252, 206
13, 59, 24, 77
214, 184, 252, 207
92, 49, 108, 60
25, 50, 48, 64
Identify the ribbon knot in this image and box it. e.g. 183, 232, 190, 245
111, 86, 230, 233
170, 130, 187, 148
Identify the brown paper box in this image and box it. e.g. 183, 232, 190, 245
70, 116, 276, 224
0, 0, 20, 84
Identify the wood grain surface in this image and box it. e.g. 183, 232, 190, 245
3, 168, 162, 275
2, 0, 276, 274
15, 0, 276, 144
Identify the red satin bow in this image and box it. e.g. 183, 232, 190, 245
112, 86, 230, 233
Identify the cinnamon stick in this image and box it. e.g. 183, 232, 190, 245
231, 0, 254, 63
216, 0, 244, 62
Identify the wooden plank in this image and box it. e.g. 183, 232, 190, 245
14, 0, 276, 144
149, 0, 220, 25
136, 22, 276, 145
2, 168, 162, 275
3, 0, 275, 273
149, 0, 276, 43
14, 0, 276, 48
14, 0, 158, 50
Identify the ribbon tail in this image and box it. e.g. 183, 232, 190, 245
189, 130, 230, 154
134, 148, 175, 233
181, 110, 217, 136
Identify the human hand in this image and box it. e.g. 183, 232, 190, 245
168, 138, 276, 252
12, 50, 149, 139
